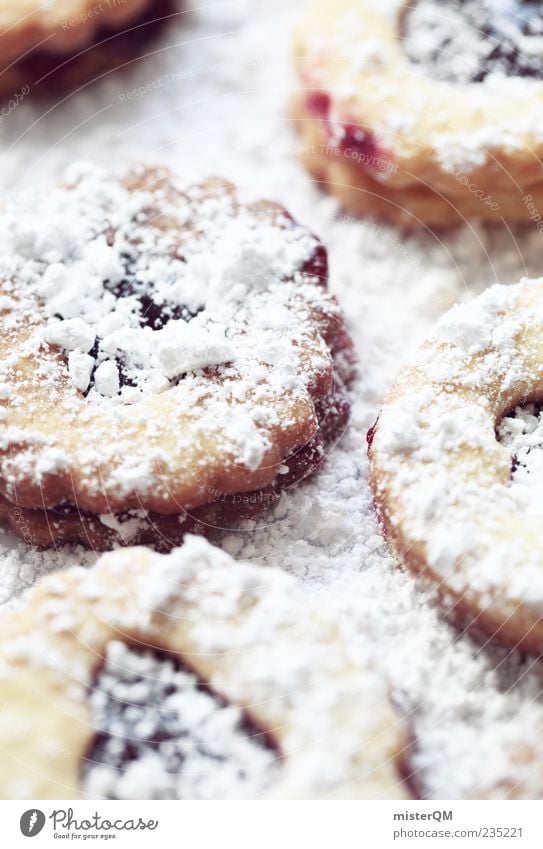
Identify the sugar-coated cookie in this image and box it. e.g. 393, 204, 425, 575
294, 0, 543, 229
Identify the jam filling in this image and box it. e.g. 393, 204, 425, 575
403, 0, 543, 83
81, 643, 280, 800
105, 259, 202, 331
301, 243, 328, 285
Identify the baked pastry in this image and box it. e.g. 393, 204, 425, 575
0, 535, 410, 799
469, 734, 543, 800
369, 277, 543, 652
0, 163, 354, 549
0, 0, 169, 100
293, 0, 543, 229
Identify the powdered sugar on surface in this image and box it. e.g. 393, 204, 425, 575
1, 536, 405, 800
0, 0, 542, 799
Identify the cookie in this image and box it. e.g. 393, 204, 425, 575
0, 426, 345, 550
469, 735, 543, 800
0, 163, 354, 549
0, 535, 411, 799
293, 0, 543, 229
369, 277, 543, 652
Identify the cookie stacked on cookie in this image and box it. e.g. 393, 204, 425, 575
0, 164, 354, 550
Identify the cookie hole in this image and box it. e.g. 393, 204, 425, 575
0, 0, 176, 101
401, 0, 543, 84
81, 642, 282, 800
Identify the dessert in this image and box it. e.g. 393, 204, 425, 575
0, 163, 354, 548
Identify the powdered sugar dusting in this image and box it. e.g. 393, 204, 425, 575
0, 536, 407, 800
0, 164, 346, 509
299, 0, 543, 182
0, 0, 542, 800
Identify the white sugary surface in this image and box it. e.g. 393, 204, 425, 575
81, 640, 280, 800
0, 0, 543, 799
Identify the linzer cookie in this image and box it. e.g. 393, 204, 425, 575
369, 277, 543, 653
0, 535, 410, 799
0, 163, 354, 549
293, 0, 543, 229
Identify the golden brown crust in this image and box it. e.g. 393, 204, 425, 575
0, 537, 411, 799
